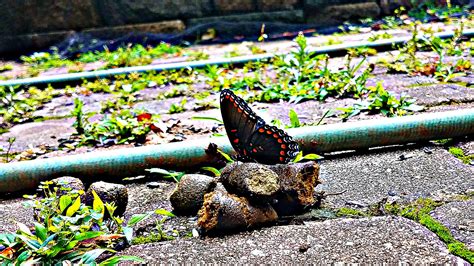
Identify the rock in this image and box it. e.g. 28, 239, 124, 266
188, 10, 304, 25
82, 20, 185, 39
268, 161, 321, 216
257, 0, 299, 11
0, 1, 101, 35
96, 0, 213, 25
49, 176, 85, 195
305, 1, 381, 27
214, 0, 255, 14
197, 188, 278, 235
169, 174, 216, 215
85, 181, 128, 217
220, 163, 280, 201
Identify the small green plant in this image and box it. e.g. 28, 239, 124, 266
2, 137, 16, 163
0, 64, 13, 72
130, 209, 176, 245
168, 98, 187, 114
292, 151, 323, 163
339, 82, 423, 119
258, 24, 268, 43
288, 109, 301, 128
72, 98, 92, 135
384, 19, 470, 82
201, 166, 222, 177
71, 100, 161, 146
368, 32, 394, 42
145, 168, 185, 182
277, 108, 331, 129
448, 147, 473, 164
186, 50, 210, 61
0, 85, 58, 125
17, 43, 181, 77
82, 79, 112, 93
0, 181, 144, 264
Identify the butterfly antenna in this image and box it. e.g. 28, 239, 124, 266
311, 190, 347, 209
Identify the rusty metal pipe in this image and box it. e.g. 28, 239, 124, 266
1, 29, 473, 87
0, 109, 473, 193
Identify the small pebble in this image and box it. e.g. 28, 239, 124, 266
346, 200, 367, 207
422, 147, 433, 154
399, 153, 415, 161
251, 249, 265, 257
388, 191, 397, 196
298, 244, 310, 253
192, 228, 199, 238
147, 182, 161, 188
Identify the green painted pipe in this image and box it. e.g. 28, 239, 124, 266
1, 29, 473, 87
1, 109, 473, 193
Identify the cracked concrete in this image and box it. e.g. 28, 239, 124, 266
120, 216, 467, 264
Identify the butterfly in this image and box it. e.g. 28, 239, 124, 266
220, 89, 299, 165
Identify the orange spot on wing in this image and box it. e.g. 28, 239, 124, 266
273, 133, 278, 138
281, 144, 286, 149
229, 97, 234, 102
259, 128, 265, 133
225, 95, 230, 99
266, 130, 272, 134
277, 139, 283, 143
280, 151, 285, 156
233, 138, 239, 144
231, 129, 237, 133
279, 157, 285, 162
252, 148, 257, 153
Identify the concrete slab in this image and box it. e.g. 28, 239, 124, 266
431, 200, 474, 250
120, 216, 467, 264
317, 146, 474, 208
0, 197, 33, 233
0, 118, 75, 153
397, 84, 474, 107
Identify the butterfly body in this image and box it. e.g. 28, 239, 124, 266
220, 89, 299, 165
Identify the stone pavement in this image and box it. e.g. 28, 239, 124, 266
116, 143, 473, 263
121, 216, 466, 264
1, 142, 472, 263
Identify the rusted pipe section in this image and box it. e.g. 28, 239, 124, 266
1, 29, 473, 87
292, 108, 474, 153
0, 109, 473, 193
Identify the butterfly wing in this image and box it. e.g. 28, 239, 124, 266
245, 124, 300, 164
220, 89, 264, 160
220, 89, 300, 164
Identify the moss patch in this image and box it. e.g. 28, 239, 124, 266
336, 207, 368, 217
385, 198, 474, 263
432, 138, 453, 145
448, 147, 473, 165
132, 232, 175, 245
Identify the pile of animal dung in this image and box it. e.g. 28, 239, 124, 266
169, 161, 320, 235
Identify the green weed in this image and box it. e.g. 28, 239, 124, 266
0, 181, 145, 264
448, 147, 473, 164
